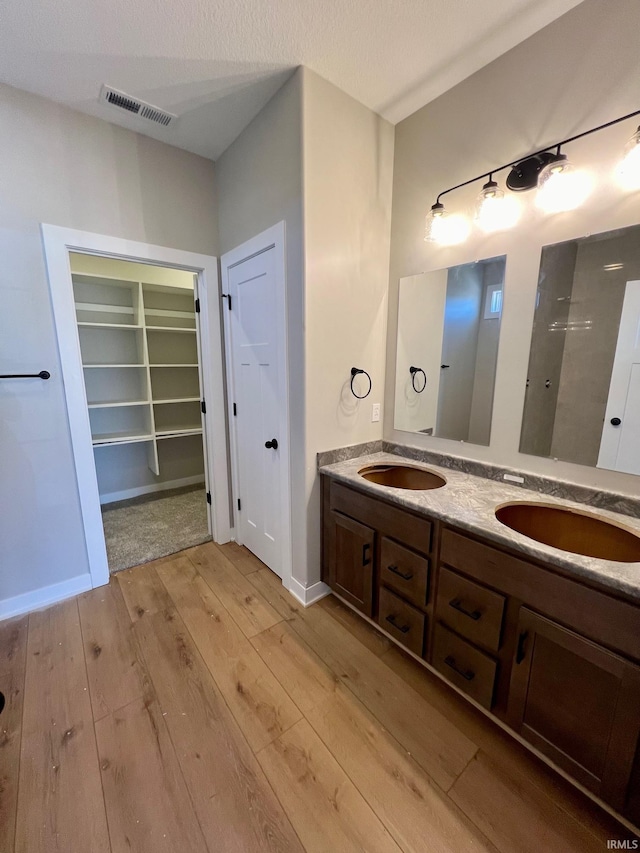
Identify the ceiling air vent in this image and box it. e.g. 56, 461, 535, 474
99, 86, 176, 128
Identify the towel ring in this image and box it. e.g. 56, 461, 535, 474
409, 366, 426, 393
350, 367, 372, 399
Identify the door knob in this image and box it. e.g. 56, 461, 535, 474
610, 417, 622, 426
265, 438, 278, 449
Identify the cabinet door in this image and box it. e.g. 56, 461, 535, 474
508, 608, 640, 810
329, 510, 375, 616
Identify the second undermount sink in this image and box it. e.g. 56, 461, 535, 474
495, 501, 640, 562
358, 463, 446, 491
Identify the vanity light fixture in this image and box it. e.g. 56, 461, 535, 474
616, 126, 640, 190
424, 108, 640, 245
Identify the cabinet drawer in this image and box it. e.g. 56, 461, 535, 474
378, 587, 426, 656
432, 624, 497, 709
436, 567, 505, 651
380, 538, 429, 607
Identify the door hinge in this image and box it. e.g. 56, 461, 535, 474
237, 498, 241, 511
233, 402, 237, 416
221, 293, 232, 310
206, 491, 212, 505
201, 399, 206, 414
195, 298, 200, 313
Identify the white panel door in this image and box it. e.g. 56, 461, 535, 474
228, 247, 283, 573
598, 280, 640, 474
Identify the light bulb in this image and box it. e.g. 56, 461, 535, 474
424, 202, 470, 245
536, 154, 592, 213
615, 126, 640, 191
474, 179, 520, 232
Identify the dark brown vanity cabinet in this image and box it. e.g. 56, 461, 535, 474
328, 510, 375, 615
321, 473, 640, 824
508, 608, 640, 811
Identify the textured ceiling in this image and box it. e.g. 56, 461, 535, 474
0, 0, 583, 160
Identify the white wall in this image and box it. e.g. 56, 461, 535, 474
0, 82, 218, 610
385, 0, 640, 499
302, 68, 394, 585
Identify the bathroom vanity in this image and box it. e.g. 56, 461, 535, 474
320, 453, 640, 826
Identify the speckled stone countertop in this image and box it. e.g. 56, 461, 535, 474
320, 451, 640, 603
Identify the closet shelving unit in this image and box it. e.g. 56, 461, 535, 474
73, 273, 205, 497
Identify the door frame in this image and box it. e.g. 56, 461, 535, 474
42, 224, 231, 589
220, 221, 292, 592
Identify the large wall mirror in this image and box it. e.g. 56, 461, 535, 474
520, 224, 640, 476
394, 256, 505, 445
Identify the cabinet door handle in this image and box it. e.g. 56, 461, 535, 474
385, 614, 410, 634
449, 598, 481, 621
387, 564, 413, 581
444, 655, 475, 681
362, 543, 372, 566
516, 630, 529, 664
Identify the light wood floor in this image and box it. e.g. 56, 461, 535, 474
1, 541, 636, 852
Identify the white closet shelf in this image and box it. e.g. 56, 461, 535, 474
149, 363, 199, 368
83, 363, 146, 368
146, 326, 197, 333
156, 428, 203, 439
78, 322, 142, 329
145, 307, 195, 317
92, 432, 155, 446
88, 400, 150, 409
75, 302, 134, 314
153, 397, 200, 405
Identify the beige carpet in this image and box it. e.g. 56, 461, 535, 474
102, 484, 212, 573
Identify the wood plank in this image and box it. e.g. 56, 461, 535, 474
0, 614, 28, 674
15, 600, 110, 853
217, 541, 268, 575
246, 567, 304, 622
251, 621, 339, 714
249, 567, 478, 790
78, 578, 150, 720
134, 609, 303, 852
117, 559, 176, 621
307, 683, 499, 853
449, 751, 611, 853
189, 543, 282, 638
0, 615, 28, 853
256, 718, 401, 853
383, 644, 632, 843
157, 557, 302, 751
318, 594, 392, 657
95, 694, 208, 853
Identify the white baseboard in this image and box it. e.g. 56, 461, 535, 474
288, 577, 331, 607
0, 573, 94, 621
100, 476, 205, 505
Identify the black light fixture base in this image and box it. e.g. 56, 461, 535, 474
506, 152, 557, 191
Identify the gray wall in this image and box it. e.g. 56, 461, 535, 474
0, 82, 218, 608
468, 260, 504, 446
520, 242, 576, 457
384, 0, 640, 499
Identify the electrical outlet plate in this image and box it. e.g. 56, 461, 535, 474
372, 403, 381, 422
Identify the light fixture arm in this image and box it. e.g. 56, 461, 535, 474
434, 107, 640, 204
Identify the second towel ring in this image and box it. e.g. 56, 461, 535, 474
350, 367, 372, 399
410, 366, 426, 393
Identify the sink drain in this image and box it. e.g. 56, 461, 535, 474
0, 691, 4, 715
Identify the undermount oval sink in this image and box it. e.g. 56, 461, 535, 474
495, 501, 640, 562
358, 464, 446, 491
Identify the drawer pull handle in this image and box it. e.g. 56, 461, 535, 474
516, 630, 529, 664
385, 614, 410, 634
387, 564, 413, 581
444, 655, 475, 681
362, 543, 372, 567
449, 598, 481, 621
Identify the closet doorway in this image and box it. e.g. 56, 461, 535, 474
44, 226, 230, 588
